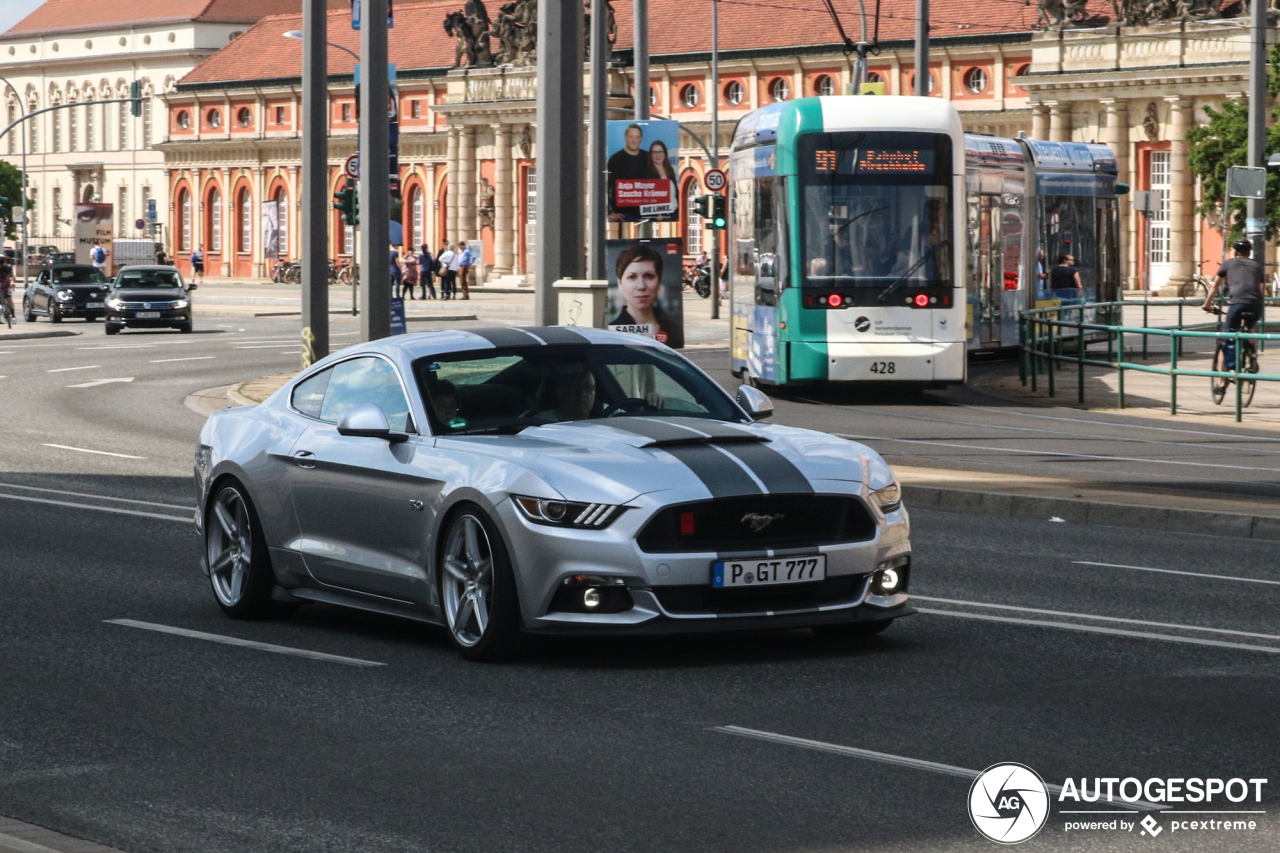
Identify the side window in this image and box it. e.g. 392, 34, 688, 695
318, 357, 413, 432
291, 367, 332, 418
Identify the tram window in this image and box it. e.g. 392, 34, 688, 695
1040, 195, 1098, 295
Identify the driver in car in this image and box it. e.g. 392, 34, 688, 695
542, 370, 597, 422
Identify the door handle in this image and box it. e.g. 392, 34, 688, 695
292, 450, 316, 469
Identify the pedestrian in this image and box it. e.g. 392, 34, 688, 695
439, 242, 459, 299
402, 248, 419, 299
90, 242, 108, 275
155, 247, 168, 266
458, 240, 474, 300
1050, 252, 1082, 295
419, 243, 437, 299
389, 244, 403, 298
190, 245, 204, 283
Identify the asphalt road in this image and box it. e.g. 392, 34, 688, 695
1, 319, 1278, 852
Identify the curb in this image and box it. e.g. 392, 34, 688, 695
904, 484, 1280, 542
0, 329, 81, 342
227, 383, 260, 407
0, 815, 125, 853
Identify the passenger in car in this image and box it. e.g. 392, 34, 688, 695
431, 379, 459, 425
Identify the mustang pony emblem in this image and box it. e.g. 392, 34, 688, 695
740, 512, 785, 532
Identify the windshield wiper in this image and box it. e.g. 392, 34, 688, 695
877, 239, 951, 305
834, 206, 887, 238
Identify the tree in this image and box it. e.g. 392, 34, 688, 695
1188, 44, 1280, 242
0, 161, 30, 241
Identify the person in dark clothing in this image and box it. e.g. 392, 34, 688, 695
389, 245, 403, 298
1204, 238, 1265, 389
418, 243, 436, 299
1049, 253, 1082, 293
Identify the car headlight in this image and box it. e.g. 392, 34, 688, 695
56, 289, 75, 302
194, 444, 212, 478
171, 298, 189, 309
512, 496, 623, 529
870, 482, 902, 513
106, 297, 124, 309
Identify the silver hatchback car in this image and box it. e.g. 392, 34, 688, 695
195, 327, 913, 660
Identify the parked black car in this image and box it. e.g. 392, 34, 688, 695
23, 264, 112, 323
104, 266, 196, 335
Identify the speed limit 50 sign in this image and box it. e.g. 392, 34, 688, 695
703, 168, 727, 192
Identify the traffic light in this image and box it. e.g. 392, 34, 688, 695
129, 81, 141, 117
332, 178, 359, 226
693, 194, 712, 220
709, 194, 727, 229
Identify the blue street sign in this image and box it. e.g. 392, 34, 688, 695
389, 297, 406, 335
352, 0, 393, 30
147, 198, 157, 221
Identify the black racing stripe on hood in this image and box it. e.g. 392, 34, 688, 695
660, 444, 764, 498
524, 326, 590, 344
467, 327, 544, 347
602, 418, 709, 443
718, 442, 814, 494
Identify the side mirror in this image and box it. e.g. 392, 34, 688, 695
337, 404, 408, 442
186, 282, 198, 291
736, 384, 775, 420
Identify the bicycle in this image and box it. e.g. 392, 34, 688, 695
1209, 306, 1260, 407
1179, 272, 1212, 299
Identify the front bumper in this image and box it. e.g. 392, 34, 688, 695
106, 307, 190, 327
495, 491, 913, 635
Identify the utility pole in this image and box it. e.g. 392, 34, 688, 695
0, 75, 28, 288
534, 0, 585, 325
587, 0, 608, 280
300, 0, 329, 365
359, 0, 391, 340
1247, 0, 1267, 262
915, 0, 929, 96
710, 0, 720, 320
634, 0, 652, 241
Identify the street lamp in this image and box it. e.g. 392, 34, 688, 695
0, 74, 30, 287
282, 30, 359, 62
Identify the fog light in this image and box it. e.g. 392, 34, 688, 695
879, 568, 900, 592
872, 555, 910, 596
583, 588, 602, 608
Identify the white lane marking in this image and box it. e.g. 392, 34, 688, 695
0, 492, 189, 522
234, 344, 299, 349
917, 607, 1280, 655
151, 356, 215, 363
46, 364, 99, 373
1073, 560, 1280, 587
41, 443, 145, 459
837, 433, 1280, 474
105, 619, 386, 667
912, 596, 1280, 641
0, 481, 192, 510
229, 340, 295, 345
956, 404, 1280, 445
712, 726, 1166, 811
66, 377, 134, 388
77, 344, 156, 350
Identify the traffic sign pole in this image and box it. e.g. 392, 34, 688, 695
302, 0, 330, 365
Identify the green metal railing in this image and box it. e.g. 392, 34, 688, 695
1019, 297, 1280, 422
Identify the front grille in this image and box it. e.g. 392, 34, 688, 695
652, 575, 867, 615
115, 301, 181, 310
636, 494, 876, 554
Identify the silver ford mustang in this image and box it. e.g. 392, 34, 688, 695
195, 327, 913, 660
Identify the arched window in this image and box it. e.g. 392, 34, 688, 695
274, 188, 289, 258
411, 186, 424, 249
680, 84, 700, 109
963, 67, 988, 94
52, 109, 62, 152
179, 189, 192, 252
685, 182, 702, 255
769, 78, 789, 102
238, 188, 252, 253
866, 71, 883, 85
208, 187, 222, 252
912, 71, 935, 95
724, 80, 744, 106
815, 75, 836, 96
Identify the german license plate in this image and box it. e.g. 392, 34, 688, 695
712, 555, 826, 588
135, 311, 160, 318
88, 302, 104, 308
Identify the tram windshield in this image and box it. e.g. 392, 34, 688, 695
798, 131, 953, 290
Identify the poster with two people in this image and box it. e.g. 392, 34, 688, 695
607, 120, 679, 222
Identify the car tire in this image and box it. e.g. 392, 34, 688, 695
22, 299, 34, 323
104, 323, 120, 335
812, 618, 894, 640
205, 481, 279, 619
437, 505, 522, 662
49, 304, 61, 323
178, 321, 193, 333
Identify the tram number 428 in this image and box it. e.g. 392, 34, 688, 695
869, 362, 897, 375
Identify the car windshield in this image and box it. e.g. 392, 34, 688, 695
116, 270, 183, 289
54, 268, 108, 284
415, 343, 740, 435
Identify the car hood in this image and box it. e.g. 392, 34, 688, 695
111, 288, 187, 301
436, 416, 874, 504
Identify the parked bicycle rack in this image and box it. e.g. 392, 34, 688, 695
1019, 296, 1280, 422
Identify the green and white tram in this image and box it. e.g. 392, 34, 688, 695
728, 96, 1121, 388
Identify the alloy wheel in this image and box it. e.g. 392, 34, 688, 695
207, 487, 254, 607
441, 514, 494, 648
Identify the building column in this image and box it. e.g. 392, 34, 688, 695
219, 170, 232, 277
515, 124, 529, 275
1031, 102, 1048, 140
446, 126, 460, 242
1048, 101, 1071, 142
1168, 96, 1193, 289
459, 124, 476, 243
425, 163, 438, 251
493, 123, 514, 275
252, 167, 266, 277
1101, 99, 1130, 290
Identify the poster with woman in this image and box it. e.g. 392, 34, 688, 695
606, 120, 679, 222
607, 238, 685, 348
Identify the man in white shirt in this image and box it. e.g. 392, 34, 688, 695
438, 243, 459, 300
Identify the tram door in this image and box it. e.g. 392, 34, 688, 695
968, 191, 1025, 349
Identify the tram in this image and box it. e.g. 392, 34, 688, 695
727, 96, 1122, 388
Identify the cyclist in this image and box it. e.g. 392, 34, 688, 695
1203, 238, 1265, 380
